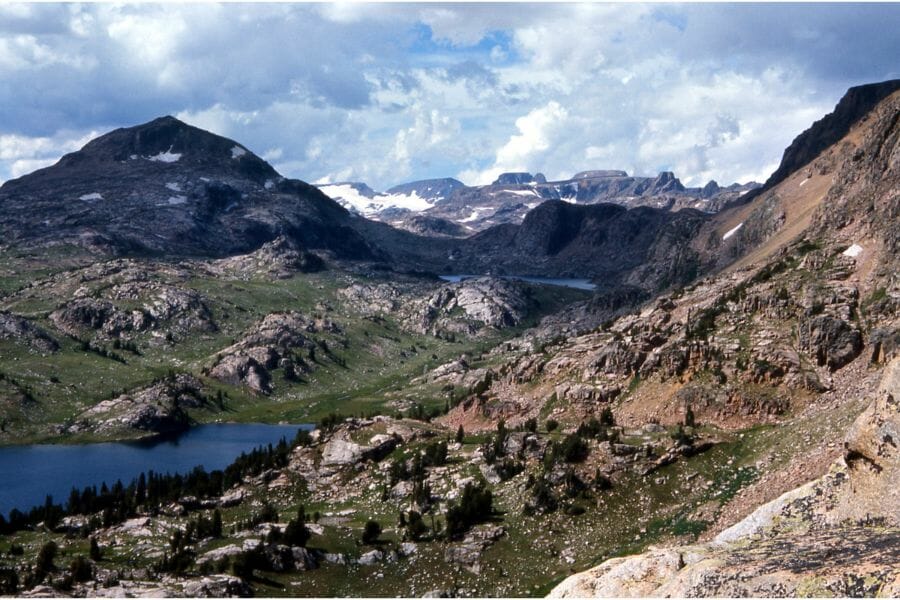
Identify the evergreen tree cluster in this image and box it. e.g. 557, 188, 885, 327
445, 482, 493, 539
0, 432, 304, 536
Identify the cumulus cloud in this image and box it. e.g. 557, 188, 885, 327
460, 101, 568, 185
0, 129, 98, 183
1, 3, 899, 191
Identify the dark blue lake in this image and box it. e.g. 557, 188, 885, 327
439, 274, 596, 291
0, 423, 310, 515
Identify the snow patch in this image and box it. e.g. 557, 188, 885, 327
231, 145, 247, 159
165, 182, 181, 192
722, 222, 743, 241
842, 243, 863, 258
148, 147, 181, 163
78, 192, 103, 202
264, 179, 274, 190
167, 196, 187, 205
318, 184, 433, 215
799, 178, 809, 187
459, 210, 481, 223
508, 189, 538, 197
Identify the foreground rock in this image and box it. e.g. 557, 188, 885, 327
549, 358, 900, 598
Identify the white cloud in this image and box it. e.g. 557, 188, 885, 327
0, 130, 98, 184
1, 4, 898, 192
390, 105, 460, 178
459, 101, 568, 185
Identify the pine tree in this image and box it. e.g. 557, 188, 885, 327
455, 424, 465, 444
212, 509, 223, 538
89, 538, 102, 561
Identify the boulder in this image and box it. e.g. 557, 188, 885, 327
798, 315, 863, 371
181, 575, 251, 597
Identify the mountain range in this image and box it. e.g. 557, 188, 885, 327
317, 169, 758, 235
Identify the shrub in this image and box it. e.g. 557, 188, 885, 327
89, 538, 102, 561
36, 541, 57, 573
362, 520, 382, 544
69, 555, 93, 583
293, 428, 313, 447
524, 476, 557, 515
405, 511, 429, 541
283, 507, 311, 547
422, 441, 448, 467
553, 433, 590, 463
684, 405, 696, 428
545, 418, 559, 433
0, 568, 18, 594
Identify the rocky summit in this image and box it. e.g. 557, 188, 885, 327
0, 79, 899, 599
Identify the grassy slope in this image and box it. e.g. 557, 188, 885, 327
0, 253, 588, 445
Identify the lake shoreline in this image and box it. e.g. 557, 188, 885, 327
0, 422, 312, 515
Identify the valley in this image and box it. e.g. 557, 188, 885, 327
0, 78, 898, 598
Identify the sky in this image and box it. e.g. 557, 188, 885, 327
1, 3, 898, 191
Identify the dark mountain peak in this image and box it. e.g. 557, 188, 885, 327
493, 172, 540, 186
763, 79, 900, 191
0, 117, 377, 260
649, 171, 685, 194
31, 115, 280, 186
701, 180, 721, 198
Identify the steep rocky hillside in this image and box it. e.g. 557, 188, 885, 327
550, 358, 900, 597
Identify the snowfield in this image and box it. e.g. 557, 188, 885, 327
318, 184, 434, 215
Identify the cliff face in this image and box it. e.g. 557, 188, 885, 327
762, 79, 900, 194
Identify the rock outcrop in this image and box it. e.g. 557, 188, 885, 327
0, 311, 58, 352
340, 277, 534, 337
49, 285, 216, 341
208, 235, 324, 279
209, 311, 341, 394
65, 374, 205, 437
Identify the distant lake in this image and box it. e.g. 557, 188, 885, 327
0, 423, 311, 515
439, 274, 597, 291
